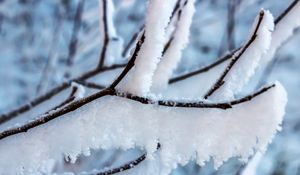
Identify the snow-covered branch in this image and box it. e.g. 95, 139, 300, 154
121, 0, 177, 96
151, 0, 195, 93
204, 10, 274, 100
0, 82, 287, 174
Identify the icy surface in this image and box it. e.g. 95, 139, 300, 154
0, 82, 287, 175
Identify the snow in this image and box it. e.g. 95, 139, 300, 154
0, 82, 287, 175
209, 10, 274, 100
121, 0, 177, 96
151, 0, 196, 93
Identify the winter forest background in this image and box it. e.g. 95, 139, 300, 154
0, 0, 299, 174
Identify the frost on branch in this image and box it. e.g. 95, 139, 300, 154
0, 82, 287, 174
151, 0, 195, 93
205, 10, 274, 100
121, 0, 177, 96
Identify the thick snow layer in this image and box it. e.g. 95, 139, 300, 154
262, 1, 300, 65
0, 82, 287, 175
210, 10, 274, 100
121, 0, 177, 96
151, 0, 196, 93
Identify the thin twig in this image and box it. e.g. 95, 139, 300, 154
204, 11, 265, 99
94, 152, 146, 175
93, 143, 161, 175
98, 0, 109, 68
169, 49, 238, 84
275, 0, 299, 25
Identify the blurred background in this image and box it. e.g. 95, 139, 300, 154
0, 0, 299, 174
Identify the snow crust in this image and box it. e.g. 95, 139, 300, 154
121, 0, 177, 96
0, 82, 287, 175
151, 0, 195, 93
210, 10, 274, 100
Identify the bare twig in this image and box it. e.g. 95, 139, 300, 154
204, 11, 265, 99
275, 0, 299, 25
169, 49, 238, 84
93, 144, 161, 175
98, 0, 109, 68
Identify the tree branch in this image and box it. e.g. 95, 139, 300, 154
98, 0, 109, 68
169, 49, 238, 84
116, 84, 275, 110
204, 11, 265, 99
0, 83, 275, 141
275, 0, 299, 25
94, 152, 146, 175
